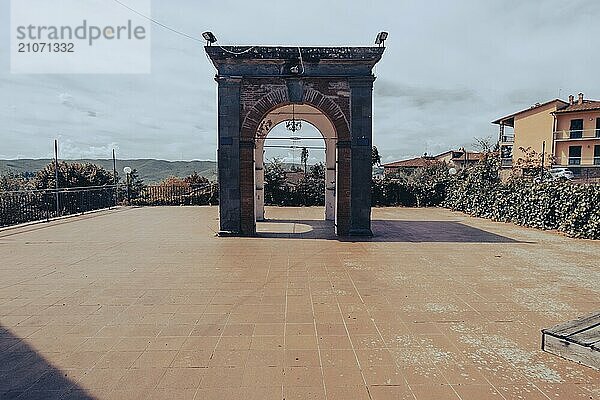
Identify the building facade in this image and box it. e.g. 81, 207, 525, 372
493, 93, 600, 179
493, 99, 567, 169
553, 94, 600, 179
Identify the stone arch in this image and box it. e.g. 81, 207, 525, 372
206, 45, 383, 237
252, 103, 339, 222
241, 86, 351, 142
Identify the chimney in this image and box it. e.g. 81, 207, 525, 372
568, 94, 574, 105
578, 92, 584, 105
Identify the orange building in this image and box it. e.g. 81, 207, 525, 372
552, 93, 600, 179
493, 99, 567, 169
493, 93, 600, 179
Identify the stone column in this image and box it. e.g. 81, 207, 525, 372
325, 139, 336, 221
239, 139, 256, 236
348, 77, 375, 236
335, 141, 351, 236
216, 77, 242, 235
255, 140, 265, 221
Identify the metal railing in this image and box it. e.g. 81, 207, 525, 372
554, 157, 600, 167
0, 185, 117, 228
500, 135, 515, 143
132, 183, 218, 206
554, 129, 600, 140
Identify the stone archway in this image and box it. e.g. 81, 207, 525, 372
206, 46, 384, 236
254, 103, 338, 222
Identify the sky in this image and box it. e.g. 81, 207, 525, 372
1, 0, 599, 163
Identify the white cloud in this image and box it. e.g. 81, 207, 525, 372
1, 0, 599, 161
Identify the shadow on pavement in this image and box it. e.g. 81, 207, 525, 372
256, 219, 522, 243
0, 324, 95, 400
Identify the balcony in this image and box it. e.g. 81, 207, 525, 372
554, 156, 600, 167
554, 129, 600, 141
500, 135, 515, 143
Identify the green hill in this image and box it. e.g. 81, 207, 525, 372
0, 159, 217, 184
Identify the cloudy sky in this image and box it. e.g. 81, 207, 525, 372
1, 0, 599, 163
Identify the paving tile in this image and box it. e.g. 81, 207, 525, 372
283, 385, 326, 400
156, 368, 204, 389
209, 350, 249, 367
451, 384, 504, 400
326, 385, 371, 400
240, 366, 283, 387
75, 368, 127, 390
410, 384, 460, 399
284, 366, 323, 387
113, 368, 166, 390
194, 388, 243, 400
132, 350, 177, 368
171, 350, 212, 368
146, 388, 197, 399
367, 385, 415, 400
253, 323, 284, 336
0, 207, 598, 399
94, 351, 142, 369
200, 366, 245, 388
246, 349, 285, 367
285, 349, 320, 367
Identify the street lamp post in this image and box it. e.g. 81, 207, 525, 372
123, 167, 132, 205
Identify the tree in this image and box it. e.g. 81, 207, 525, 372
264, 158, 287, 205
473, 136, 498, 153
184, 171, 209, 186
309, 162, 325, 180
0, 171, 30, 192
33, 162, 114, 190
512, 146, 553, 179
300, 147, 309, 175
372, 146, 381, 167
124, 169, 145, 200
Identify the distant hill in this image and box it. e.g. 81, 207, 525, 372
0, 159, 217, 184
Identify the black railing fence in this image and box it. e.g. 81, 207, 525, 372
0, 183, 219, 229
131, 183, 218, 206
0, 186, 117, 228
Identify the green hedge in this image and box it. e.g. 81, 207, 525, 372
373, 157, 600, 239
444, 178, 600, 239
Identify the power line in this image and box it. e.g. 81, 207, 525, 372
110, 0, 204, 43
110, 0, 256, 56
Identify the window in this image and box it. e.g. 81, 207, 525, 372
569, 146, 582, 165
595, 145, 600, 166
596, 118, 600, 138
570, 119, 583, 139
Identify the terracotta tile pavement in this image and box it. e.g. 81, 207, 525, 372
0, 206, 598, 399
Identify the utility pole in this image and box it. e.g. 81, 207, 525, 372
112, 149, 118, 206
54, 139, 60, 216
540, 141, 546, 180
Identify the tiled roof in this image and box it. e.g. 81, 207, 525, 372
554, 100, 600, 114
382, 157, 436, 168
450, 152, 484, 161
492, 99, 568, 126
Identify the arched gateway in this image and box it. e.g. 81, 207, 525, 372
205, 45, 385, 236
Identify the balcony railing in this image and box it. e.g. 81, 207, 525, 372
500, 135, 515, 143
0, 185, 117, 228
554, 129, 600, 140
133, 184, 218, 206
554, 157, 600, 167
